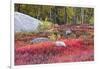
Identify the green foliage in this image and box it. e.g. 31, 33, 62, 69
15, 4, 94, 25
39, 18, 53, 32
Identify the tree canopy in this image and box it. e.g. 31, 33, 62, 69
15, 4, 94, 25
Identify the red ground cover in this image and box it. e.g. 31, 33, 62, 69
15, 38, 94, 65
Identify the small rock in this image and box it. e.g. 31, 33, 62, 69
31, 37, 50, 43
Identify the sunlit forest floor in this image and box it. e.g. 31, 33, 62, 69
15, 24, 94, 65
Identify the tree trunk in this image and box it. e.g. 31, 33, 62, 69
81, 8, 84, 24
64, 7, 67, 24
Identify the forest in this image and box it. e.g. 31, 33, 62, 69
15, 4, 94, 25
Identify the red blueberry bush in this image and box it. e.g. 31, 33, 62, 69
15, 24, 94, 65
15, 38, 94, 65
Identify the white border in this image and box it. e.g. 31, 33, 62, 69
11, 0, 95, 69
11, 0, 14, 69
13, 0, 95, 8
